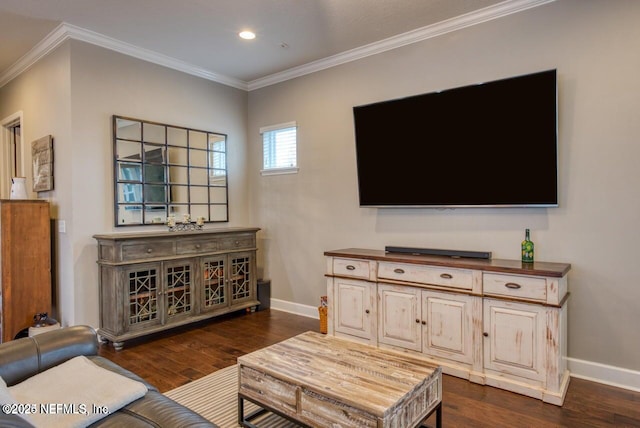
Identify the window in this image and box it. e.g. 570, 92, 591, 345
260, 122, 298, 175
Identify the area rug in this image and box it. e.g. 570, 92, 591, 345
165, 364, 295, 428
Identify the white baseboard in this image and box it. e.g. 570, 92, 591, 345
567, 357, 640, 393
269, 299, 640, 393
270, 299, 319, 319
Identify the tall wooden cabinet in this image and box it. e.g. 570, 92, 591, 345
94, 227, 260, 350
326, 248, 571, 405
0, 200, 52, 342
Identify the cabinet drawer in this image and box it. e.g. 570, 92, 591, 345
378, 262, 473, 290
176, 238, 218, 255
121, 241, 175, 261
300, 389, 376, 427
239, 366, 297, 414
483, 273, 546, 301
219, 235, 256, 251
332, 258, 371, 279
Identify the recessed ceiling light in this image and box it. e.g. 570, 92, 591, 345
239, 31, 256, 40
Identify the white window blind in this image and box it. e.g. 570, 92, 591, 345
209, 140, 226, 179
260, 122, 298, 175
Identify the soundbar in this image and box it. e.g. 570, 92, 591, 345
385, 246, 492, 260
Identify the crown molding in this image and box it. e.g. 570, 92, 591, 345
0, 23, 68, 88
0, 22, 248, 90
247, 0, 556, 91
0, 0, 554, 91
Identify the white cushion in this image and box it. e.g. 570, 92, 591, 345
9, 356, 147, 428
0, 375, 16, 405
1, 376, 35, 425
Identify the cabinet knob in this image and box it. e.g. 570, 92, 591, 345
505, 282, 522, 289
195, 244, 201, 249
421, 320, 426, 325
346, 265, 356, 271
365, 309, 370, 314
146, 248, 153, 253
415, 319, 420, 324
440, 273, 453, 279
483, 332, 489, 337
394, 268, 405, 274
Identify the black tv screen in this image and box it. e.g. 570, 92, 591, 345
353, 69, 558, 207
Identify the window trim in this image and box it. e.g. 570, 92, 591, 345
260, 166, 299, 176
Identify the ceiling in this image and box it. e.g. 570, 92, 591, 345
0, 0, 547, 90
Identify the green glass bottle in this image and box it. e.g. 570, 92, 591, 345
521, 229, 534, 263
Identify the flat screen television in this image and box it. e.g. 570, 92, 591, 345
353, 69, 558, 207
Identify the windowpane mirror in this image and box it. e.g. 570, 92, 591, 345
113, 116, 228, 226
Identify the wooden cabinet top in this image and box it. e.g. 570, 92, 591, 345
325, 248, 571, 278
93, 227, 260, 241
94, 227, 260, 264
0, 199, 50, 204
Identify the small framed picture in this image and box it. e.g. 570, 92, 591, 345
32, 135, 54, 192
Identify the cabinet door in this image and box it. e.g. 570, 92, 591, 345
334, 278, 376, 342
229, 252, 255, 305
378, 284, 421, 351
422, 290, 476, 365
124, 263, 162, 331
483, 298, 545, 381
201, 255, 228, 312
164, 259, 195, 322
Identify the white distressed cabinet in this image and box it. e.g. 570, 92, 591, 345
483, 298, 546, 381
333, 278, 377, 343
377, 283, 421, 350
325, 248, 571, 405
422, 289, 478, 367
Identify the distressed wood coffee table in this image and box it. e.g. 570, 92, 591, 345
237, 331, 442, 428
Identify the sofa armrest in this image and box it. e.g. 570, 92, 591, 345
0, 325, 98, 386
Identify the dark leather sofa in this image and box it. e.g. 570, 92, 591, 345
0, 325, 216, 427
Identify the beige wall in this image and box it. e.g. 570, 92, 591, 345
1, 39, 249, 328
248, 0, 640, 372
0, 42, 73, 323
67, 40, 249, 326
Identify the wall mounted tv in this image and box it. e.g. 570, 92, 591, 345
353, 69, 558, 208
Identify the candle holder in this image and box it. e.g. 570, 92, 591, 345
168, 221, 203, 232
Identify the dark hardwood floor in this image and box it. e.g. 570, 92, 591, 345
97, 309, 317, 392
98, 310, 640, 427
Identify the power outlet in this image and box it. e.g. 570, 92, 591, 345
58, 220, 66, 234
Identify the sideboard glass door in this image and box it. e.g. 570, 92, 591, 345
230, 252, 253, 305
126, 263, 161, 330
164, 261, 194, 320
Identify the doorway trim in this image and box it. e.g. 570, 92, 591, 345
1, 111, 25, 199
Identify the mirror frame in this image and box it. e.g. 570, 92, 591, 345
113, 115, 228, 227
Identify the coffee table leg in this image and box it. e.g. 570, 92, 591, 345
238, 393, 271, 428
419, 402, 442, 428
